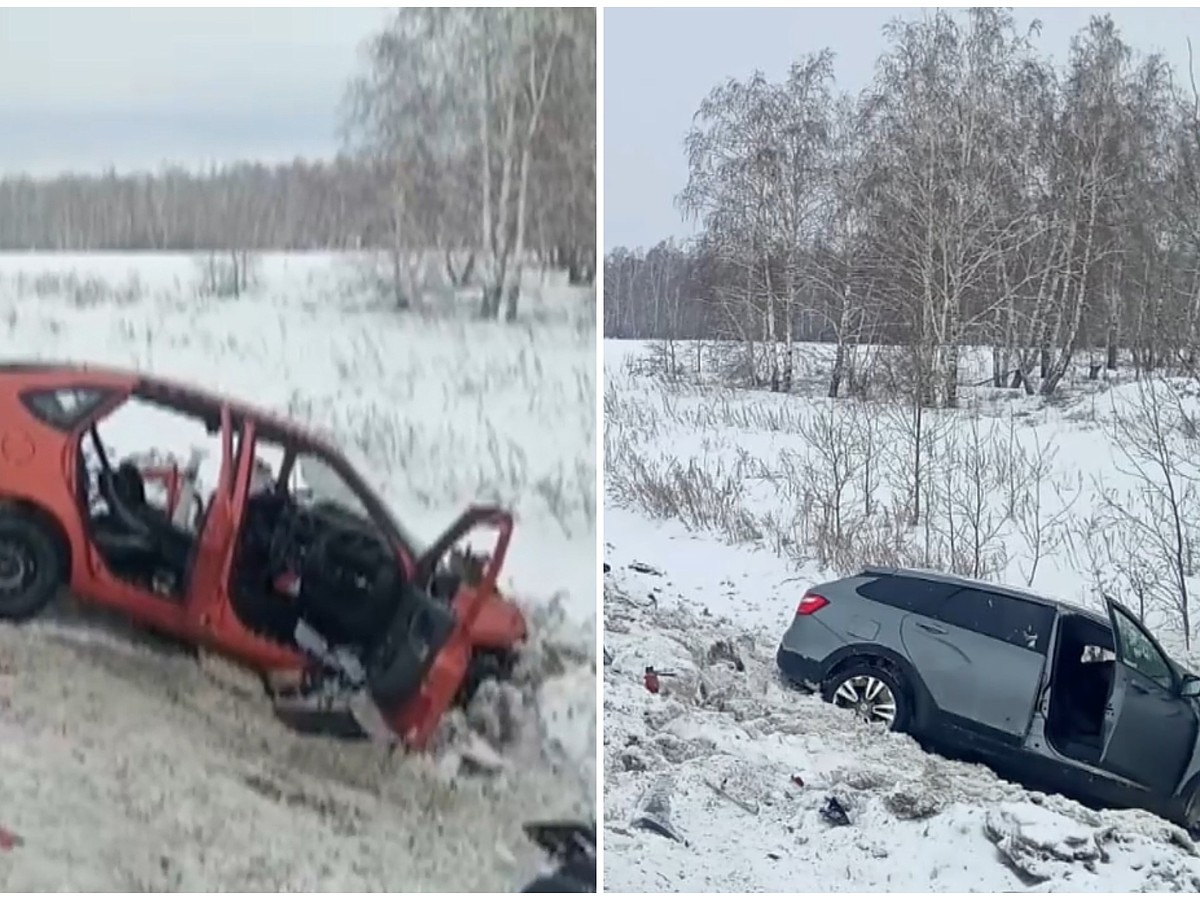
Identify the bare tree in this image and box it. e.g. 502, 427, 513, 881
1095, 376, 1200, 644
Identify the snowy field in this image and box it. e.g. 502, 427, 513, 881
603, 337, 1200, 892
0, 253, 596, 891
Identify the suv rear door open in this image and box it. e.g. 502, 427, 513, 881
1102, 597, 1197, 795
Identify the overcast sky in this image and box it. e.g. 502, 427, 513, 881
0, 7, 391, 175
605, 7, 1200, 251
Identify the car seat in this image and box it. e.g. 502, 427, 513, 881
98, 461, 193, 582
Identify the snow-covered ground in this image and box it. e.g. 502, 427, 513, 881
0, 253, 596, 891
603, 337, 1200, 892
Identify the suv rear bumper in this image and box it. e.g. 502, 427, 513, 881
776, 645, 823, 690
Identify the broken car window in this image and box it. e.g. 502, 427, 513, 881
1111, 607, 1174, 691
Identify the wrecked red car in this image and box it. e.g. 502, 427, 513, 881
0, 361, 527, 748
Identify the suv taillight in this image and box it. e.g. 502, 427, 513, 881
796, 593, 829, 616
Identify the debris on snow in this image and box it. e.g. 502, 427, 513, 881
629, 562, 663, 576
984, 803, 1107, 884
820, 796, 852, 828
704, 778, 760, 816
601, 539, 1200, 892
706, 638, 746, 672
631, 775, 685, 844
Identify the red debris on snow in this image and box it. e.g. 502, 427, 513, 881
643, 666, 677, 695
0, 826, 23, 850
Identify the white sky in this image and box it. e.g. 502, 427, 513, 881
0, 7, 392, 175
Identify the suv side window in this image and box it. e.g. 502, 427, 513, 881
942, 588, 1053, 654
856, 576, 959, 618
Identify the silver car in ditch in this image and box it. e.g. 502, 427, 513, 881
776, 566, 1200, 829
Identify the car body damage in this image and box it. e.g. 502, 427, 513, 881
0, 361, 527, 749
776, 565, 1200, 830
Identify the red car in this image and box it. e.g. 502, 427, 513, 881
0, 361, 528, 749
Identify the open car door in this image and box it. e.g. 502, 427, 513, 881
1101, 597, 1197, 795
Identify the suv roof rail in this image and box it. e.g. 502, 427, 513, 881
857, 564, 1075, 610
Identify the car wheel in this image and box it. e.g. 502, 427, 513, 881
0, 513, 63, 621
822, 661, 910, 732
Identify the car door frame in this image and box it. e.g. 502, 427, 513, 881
1100, 596, 1197, 795
187, 414, 301, 669
180, 403, 240, 635
66, 386, 225, 636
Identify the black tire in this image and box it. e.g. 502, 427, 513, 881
822, 660, 911, 733
1178, 778, 1200, 837
0, 512, 63, 622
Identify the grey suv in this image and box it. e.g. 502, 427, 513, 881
776, 566, 1200, 829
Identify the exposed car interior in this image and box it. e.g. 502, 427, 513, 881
230, 467, 399, 647
1045, 614, 1116, 764
73, 389, 461, 709
79, 423, 206, 599
228, 441, 456, 707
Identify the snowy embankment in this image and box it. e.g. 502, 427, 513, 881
0, 253, 596, 891
603, 554, 1200, 892
603, 338, 1200, 891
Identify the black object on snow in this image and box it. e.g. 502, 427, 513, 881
521, 820, 596, 892
628, 561, 663, 576
820, 796, 851, 827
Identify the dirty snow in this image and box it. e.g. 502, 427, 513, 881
603, 337, 1200, 892
603, 553, 1200, 892
0, 253, 596, 891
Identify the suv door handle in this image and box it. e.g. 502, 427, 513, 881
916, 622, 947, 636
1129, 682, 1150, 696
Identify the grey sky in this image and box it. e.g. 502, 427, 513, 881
605, 7, 1200, 251
0, 7, 392, 175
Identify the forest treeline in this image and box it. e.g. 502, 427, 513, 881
604, 10, 1200, 402
2, 8, 596, 316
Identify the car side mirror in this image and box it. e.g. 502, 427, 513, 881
1180, 677, 1200, 699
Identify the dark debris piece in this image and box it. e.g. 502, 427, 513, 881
820, 796, 851, 827
629, 562, 663, 576
631, 776, 685, 844
706, 639, 746, 672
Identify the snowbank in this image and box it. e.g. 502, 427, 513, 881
602, 551, 1200, 892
